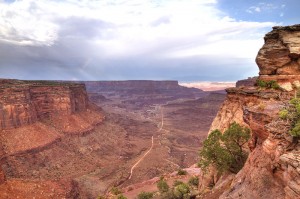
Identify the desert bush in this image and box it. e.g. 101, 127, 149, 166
117, 194, 127, 199
269, 80, 280, 89
157, 179, 169, 193
137, 191, 153, 199
290, 120, 300, 137
160, 190, 176, 199
173, 180, 184, 187
177, 169, 187, 176
188, 176, 199, 187
256, 79, 280, 89
111, 187, 122, 195
279, 109, 289, 120
256, 79, 267, 87
199, 122, 251, 174
173, 183, 190, 199
279, 98, 300, 137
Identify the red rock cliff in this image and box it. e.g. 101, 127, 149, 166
0, 80, 89, 130
201, 24, 300, 199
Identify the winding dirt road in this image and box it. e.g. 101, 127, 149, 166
128, 106, 164, 180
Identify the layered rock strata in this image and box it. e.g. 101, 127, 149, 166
0, 79, 104, 198
0, 80, 88, 130
201, 24, 300, 199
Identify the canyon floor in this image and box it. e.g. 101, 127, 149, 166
0, 80, 225, 198
89, 88, 225, 196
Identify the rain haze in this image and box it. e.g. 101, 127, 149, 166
0, 0, 299, 86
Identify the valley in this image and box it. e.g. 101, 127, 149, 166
0, 79, 225, 198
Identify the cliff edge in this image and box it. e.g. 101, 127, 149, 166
201, 24, 300, 199
0, 79, 104, 198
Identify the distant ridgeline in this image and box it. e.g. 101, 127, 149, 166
59, 80, 206, 98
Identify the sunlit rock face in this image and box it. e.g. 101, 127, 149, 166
201, 25, 300, 199
256, 25, 300, 76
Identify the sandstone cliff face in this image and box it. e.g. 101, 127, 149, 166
0, 79, 104, 198
202, 25, 300, 199
0, 80, 89, 130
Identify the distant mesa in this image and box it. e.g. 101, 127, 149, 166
236, 77, 258, 88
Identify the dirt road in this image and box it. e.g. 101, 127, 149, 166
128, 106, 164, 179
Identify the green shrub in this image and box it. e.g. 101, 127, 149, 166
199, 122, 251, 174
160, 190, 176, 199
279, 109, 289, 120
173, 180, 184, 187
269, 80, 280, 89
174, 183, 190, 199
177, 169, 187, 176
279, 98, 300, 137
157, 179, 169, 193
290, 121, 300, 137
117, 194, 127, 199
188, 176, 199, 187
111, 187, 122, 195
256, 79, 267, 87
137, 191, 154, 199
256, 79, 280, 89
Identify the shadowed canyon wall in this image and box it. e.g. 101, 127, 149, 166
0, 79, 89, 130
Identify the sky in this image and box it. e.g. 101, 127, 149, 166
0, 0, 299, 82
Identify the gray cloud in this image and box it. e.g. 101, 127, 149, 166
0, 0, 273, 82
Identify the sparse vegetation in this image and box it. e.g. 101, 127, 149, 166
188, 176, 199, 187
157, 179, 169, 193
137, 191, 154, 199
173, 183, 190, 199
173, 180, 184, 187
111, 187, 122, 195
256, 79, 280, 89
198, 122, 251, 174
279, 109, 289, 120
160, 181, 194, 199
117, 194, 127, 199
279, 98, 300, 137
177, 169, 187, 175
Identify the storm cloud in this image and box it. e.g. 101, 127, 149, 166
0, 0, 278, 81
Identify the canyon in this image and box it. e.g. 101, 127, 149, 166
1, 22, 299, 199
0, 79, 224, 198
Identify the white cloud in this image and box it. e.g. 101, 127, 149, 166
0, 0, 276, 81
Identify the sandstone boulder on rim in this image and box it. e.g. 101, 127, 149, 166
256, 24, 300, 75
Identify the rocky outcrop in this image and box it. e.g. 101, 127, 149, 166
202, 24, 300, 199
0, 80, 89, 130
236, 77, 258, 88
256, 25, 300, 76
